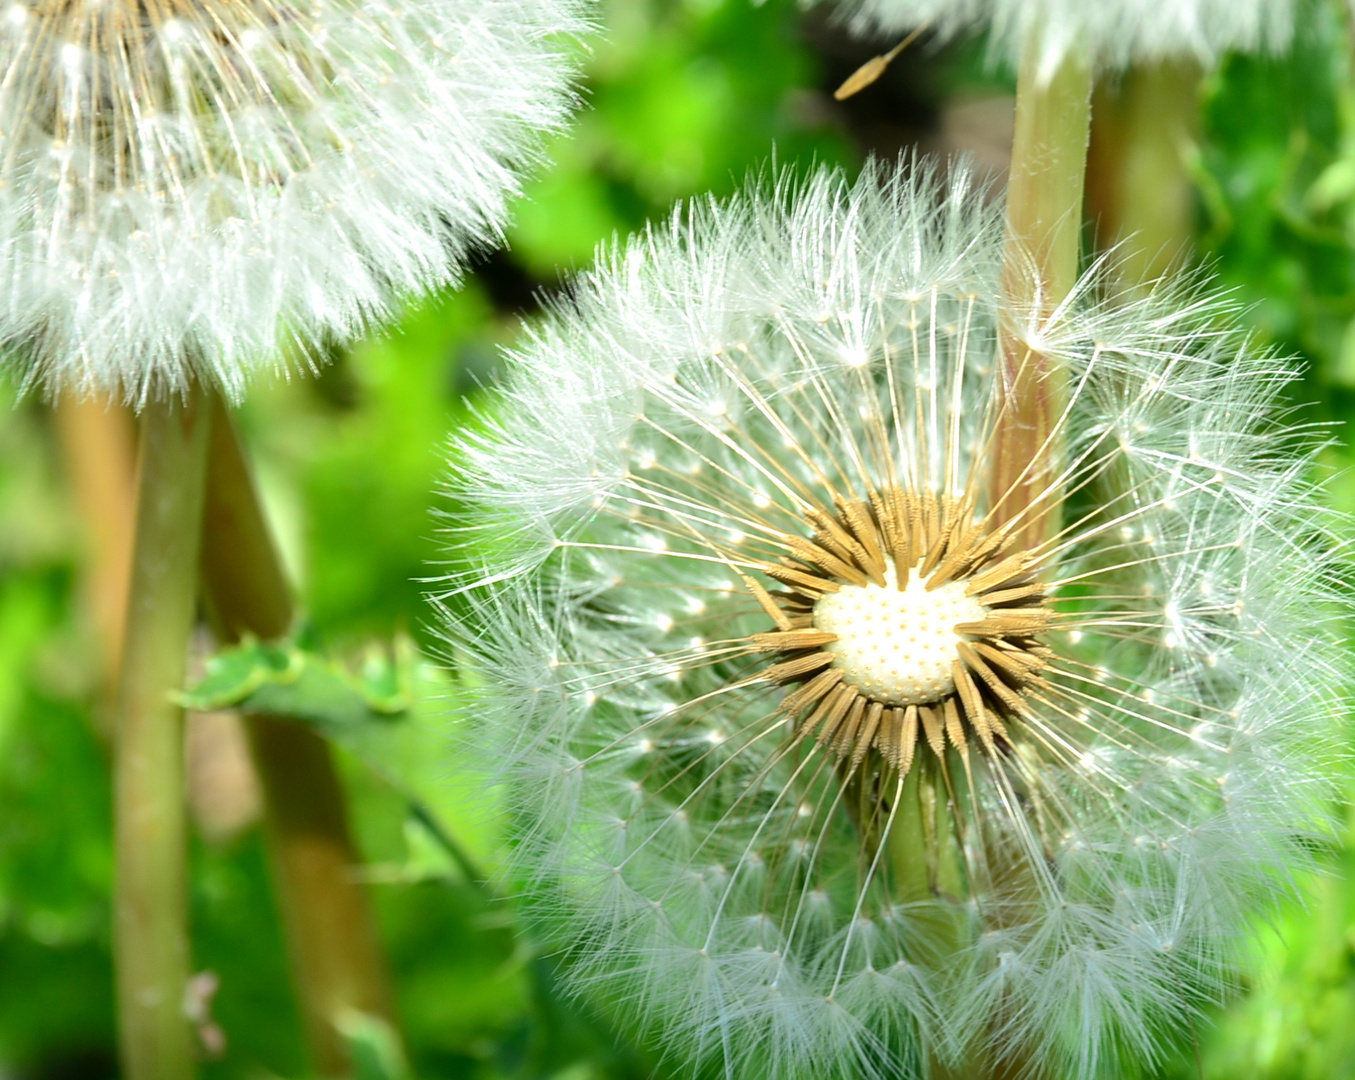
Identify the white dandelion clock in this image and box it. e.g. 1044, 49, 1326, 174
818, 0, 1296, 72
441, 161, 1344, 1078
0, 0, 588, 403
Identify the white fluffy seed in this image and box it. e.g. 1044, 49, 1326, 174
818, 0, 1297, 71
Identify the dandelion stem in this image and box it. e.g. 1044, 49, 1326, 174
243, 714, 398, 1077
983, 48, 1092, 1076
199, 395, 399, 1077
989, 39, 1093, 550
53, 393, 137, 712
887, 765, 933, 903
1087, 59, 1202, 289
888, 762, 975, 1078
113, 390, 212, 1080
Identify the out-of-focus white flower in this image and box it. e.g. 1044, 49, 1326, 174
0, 0, 588, 404
439, 160, 1344, 1078
816, 0, 1294, 73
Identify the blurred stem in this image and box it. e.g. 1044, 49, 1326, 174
988, 40, 1093, 551
1086, 60, 1202, 289
53, 393, 137, 704
200, 395, 399, 1078
244, 715, 399, 1077
114, 390, 211, 1080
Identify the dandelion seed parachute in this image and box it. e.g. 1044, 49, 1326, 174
816, 0, 1295, 71
0, 0, 587, 404
440, 160, 1343, 1078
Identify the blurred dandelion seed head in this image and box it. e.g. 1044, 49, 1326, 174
440, 160, 1344, 1079
0, 0, 588, 404
817, 0, 1296, 72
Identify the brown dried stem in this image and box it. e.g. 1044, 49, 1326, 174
52, 393, 137, 696
1087, 59, 1202, 290
200, 394, 399, 1077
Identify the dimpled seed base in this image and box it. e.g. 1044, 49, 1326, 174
812, 565, 988, 706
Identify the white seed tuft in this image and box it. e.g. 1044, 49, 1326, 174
817, 0, 1297, 72
0, 0, 590, 405
439, 159, 1347, 1080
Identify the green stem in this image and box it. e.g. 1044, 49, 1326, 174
978, 38, 1093, 1080
988, 40, 1093, 552
887, 760, 971, 1078
200, 395, 399, 1078
114, 391, 212, 1080
1086, 60, 1202, 289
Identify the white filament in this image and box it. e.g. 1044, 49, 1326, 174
820, 0, 1296, 72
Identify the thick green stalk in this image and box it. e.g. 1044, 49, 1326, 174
200, 395, 399, 1078
987, 41, 1093, 552
114, 391, 212, 1080
979, 36, 1093, 1080
886, 759, 971, 1079
1086, 60, 1202, 289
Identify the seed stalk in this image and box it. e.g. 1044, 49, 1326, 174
114, 391, 212, 1080
988, 40, 1093, 552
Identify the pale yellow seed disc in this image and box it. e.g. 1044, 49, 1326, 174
811, 564, 986, 706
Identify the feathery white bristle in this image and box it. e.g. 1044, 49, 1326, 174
0, 0, 590, 405
437, 159, 1346, 1079
817, 0, 1295, 71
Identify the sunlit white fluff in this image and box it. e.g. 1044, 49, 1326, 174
438, 160, 1343, 1078
817, 0, 1295, 72
0, 0, 588, 405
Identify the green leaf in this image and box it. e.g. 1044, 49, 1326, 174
181, 639, 405, 732
182, 638, 473, 860
181, 639, 298, 710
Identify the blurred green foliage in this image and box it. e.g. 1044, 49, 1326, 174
1195, 0, 1355, 408
3, 0, 1355, 1076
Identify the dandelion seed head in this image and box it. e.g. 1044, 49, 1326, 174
441, 159, 1345, 1079
819, 0, 1297, 72
0, 0, 588, 405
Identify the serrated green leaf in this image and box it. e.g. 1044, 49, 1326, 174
182, 640, 407, 732
359, 648, 409, 714
179, 639, 298, 710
